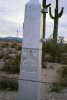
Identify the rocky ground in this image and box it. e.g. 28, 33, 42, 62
0, 64, 67, 100
0, 91, 17, 100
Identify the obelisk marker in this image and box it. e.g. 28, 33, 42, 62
17, 0, 41, 100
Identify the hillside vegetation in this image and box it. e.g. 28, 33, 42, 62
0, 39, 22, 74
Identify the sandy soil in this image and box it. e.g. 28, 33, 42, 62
41, 62, 63, 83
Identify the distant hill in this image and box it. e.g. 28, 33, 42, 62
0, 37, 22, 42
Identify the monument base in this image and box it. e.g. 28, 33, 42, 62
16, 48, 41, 100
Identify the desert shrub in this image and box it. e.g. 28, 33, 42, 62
49, 82, 67, 93
10, 42, 17, 48
0, 79, 18, 91
0, 54, 5, 59
45, 39, 66, 63
60, 65, 67, 84
1, 43, 9, 48
17, 46, 22, 51
50, 65, 67, 92
2, 54, 21, 74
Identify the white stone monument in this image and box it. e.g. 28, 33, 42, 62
17, 0, 41, 100
23, 0, 41, 49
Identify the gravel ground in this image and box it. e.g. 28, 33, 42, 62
0, 72, 18, 100
0, 91, 18, 100
0, 63, 67, 100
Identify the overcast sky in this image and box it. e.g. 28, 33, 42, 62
0, 0, 67, 39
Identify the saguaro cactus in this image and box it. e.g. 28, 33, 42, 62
41, 0, 51, 68
49, 0, 64, 43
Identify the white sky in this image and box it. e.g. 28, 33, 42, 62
0, 0, 67, 39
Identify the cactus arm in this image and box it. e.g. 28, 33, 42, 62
49, 7, 55, 19
58, 7, 64, 18
46, 4, 51, 8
